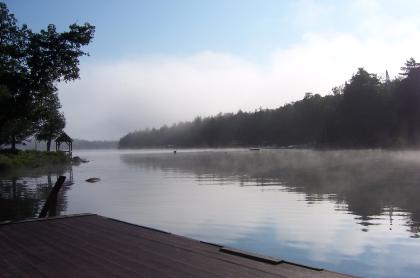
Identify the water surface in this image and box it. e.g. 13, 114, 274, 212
1, 149, 420, 277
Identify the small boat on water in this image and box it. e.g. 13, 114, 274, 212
249, 148, 260, 151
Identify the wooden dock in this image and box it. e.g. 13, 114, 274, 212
0, 214, 352, 277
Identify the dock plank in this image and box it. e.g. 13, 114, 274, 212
0, 214, 353, 278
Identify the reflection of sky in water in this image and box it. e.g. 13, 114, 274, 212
2, 149, 420, 277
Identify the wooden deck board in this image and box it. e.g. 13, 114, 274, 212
0, 214, 353, 278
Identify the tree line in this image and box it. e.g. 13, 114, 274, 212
0, 2, 94, 152
119, 59, 420, 148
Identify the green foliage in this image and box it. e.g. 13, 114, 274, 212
0, 2, 94, 151
0, 150, 70, 171
400, 57, 420, 76
35, 91, 66, 151
120, 60, 420, 149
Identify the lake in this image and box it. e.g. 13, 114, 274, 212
1, 149, 420, 277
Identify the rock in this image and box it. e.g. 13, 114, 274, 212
72, 156, 89, 164
86, 178, 100, 183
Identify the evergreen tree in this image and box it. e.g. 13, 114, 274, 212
119, 59, 420, 149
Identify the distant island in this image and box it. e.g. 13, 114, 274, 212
119, 60, 420, 149
18, 138, 117, 150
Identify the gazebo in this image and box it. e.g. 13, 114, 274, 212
55, 132, 73, 157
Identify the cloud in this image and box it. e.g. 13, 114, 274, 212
57, 2, 420, 140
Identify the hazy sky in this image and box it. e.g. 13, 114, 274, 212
5, 0, 420, 140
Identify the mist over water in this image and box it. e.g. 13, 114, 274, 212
1, 149, 420, 277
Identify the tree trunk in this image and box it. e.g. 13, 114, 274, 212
46, 137, 51, 152
11, 135, 16, 153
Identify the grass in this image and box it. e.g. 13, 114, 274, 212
0, 150, 71, 171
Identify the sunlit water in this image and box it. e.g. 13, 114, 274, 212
1, 149, 420, 277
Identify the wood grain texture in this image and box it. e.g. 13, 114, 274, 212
0, 214, 354, 278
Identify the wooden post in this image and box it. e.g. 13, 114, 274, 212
39, 176, 66, 218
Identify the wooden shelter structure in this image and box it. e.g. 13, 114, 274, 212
55, 132, 73, 157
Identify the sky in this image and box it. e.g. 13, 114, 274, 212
5, 0, 420, 140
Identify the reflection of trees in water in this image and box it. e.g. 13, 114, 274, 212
121, 150, 420, 236
0, 166, 73, 221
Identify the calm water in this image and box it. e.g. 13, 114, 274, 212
1, 149, 420, 277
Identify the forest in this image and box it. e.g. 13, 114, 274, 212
119, 59, 420, 148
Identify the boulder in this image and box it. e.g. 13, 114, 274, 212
86, 177, 100, 183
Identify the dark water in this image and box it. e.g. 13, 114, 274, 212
1, 149, 420, 277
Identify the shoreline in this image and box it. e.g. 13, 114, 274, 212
0, 150, 71, 172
